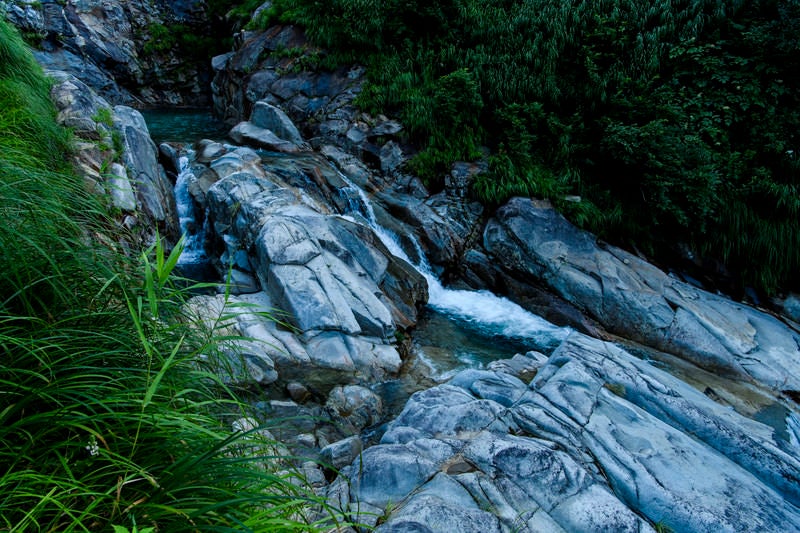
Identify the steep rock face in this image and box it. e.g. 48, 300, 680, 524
185, 146, 428, 386
212, 25, 416, 181
3, 0, 212, 105
333, 334, 800, 532
212, 25, 363, 129
480, 197, 800, 392
48, 71, 178, 242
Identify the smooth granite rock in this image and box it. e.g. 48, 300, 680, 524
333, 332, 800, 532
483, 198, 800, 392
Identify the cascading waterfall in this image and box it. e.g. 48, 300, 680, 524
336, 171, 569, 357
174, 153, 207, 264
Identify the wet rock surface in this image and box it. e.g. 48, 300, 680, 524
481, 197, 800, 391
336, 334, 800, 532
182, 146, 428, 389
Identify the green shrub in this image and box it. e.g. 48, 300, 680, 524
142, 23, 176, 55
92, 106, 114, 127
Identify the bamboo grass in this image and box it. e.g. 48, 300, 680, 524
0, 19, 345, 531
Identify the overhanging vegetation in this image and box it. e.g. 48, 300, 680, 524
257, 0, 800, 294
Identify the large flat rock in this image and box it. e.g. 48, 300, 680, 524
195, 150, 427, 385
484, 197, 800, 392
333, 333, 800, 532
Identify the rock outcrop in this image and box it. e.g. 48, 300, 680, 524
113, 105, 179, 237
479, 198, 800, 393
332, 333, 800, 532
48, 71, 178, 242
182, 146, 428, 387
212, 24, 494, 276
3, 0, 213, 105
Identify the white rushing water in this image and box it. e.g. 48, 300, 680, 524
174, 154, 207, 264
337, 171, 569, 345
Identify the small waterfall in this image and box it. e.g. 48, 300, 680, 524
174, 154, 206, 264
336, 170, 569, 348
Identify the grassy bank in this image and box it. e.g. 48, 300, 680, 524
258, 0, 800, 295
0, 18, 338, 532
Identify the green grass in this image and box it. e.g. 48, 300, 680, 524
0, 19, 345, 532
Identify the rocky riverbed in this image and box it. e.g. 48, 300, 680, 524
10, 4, 800, 531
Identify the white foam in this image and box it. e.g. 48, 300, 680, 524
334, 165, 569, 347
427, 279, 568, 342
174, 153, 207, 264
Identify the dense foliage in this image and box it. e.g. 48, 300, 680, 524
0, 19, 341, 531
259, 0, 800, 294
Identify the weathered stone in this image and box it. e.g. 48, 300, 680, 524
445, 160, 486, 198
370, 120, 403, 137
379, 140, 404, 174
108, 162, 136, 211
377, 491, 502, 533
3, 1, 45, 34
266, 262, 361, 334
250, 100, 305, 146
381, 385, 513, 443
333, 332, 800, 532
486, 351, 548, 383
483, 198, 800, 391
344, 445, 440, 509
326, 385, 383, 431
229, 121, 304, 153
319, 436, 363, 471
211, 52, 234, 72
49, 72, 110, 136
300, 333, 356, 376
195, 139, 227, 163
286, 382, 312, 403
113, 105, 179, 237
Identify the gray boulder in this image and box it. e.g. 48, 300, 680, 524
193, 151, 427, 385
184, 294, 279, 387
483, 198, 800, 392
229, 121, 305, 153
205, 167, 427, 338
250, 100, 306, 146
37, 49, 136, 104
319, 435, 363, 471
108, 162, 136, 211
113, 105, 179, 237
326, 385, 383, 432
334, 332, 800, 532
49, 71, 111, 137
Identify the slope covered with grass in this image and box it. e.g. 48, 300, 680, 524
258, 0, 800, 295
0, 19, 338, 532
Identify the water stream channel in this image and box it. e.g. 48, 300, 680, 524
143, 109, 799, 446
